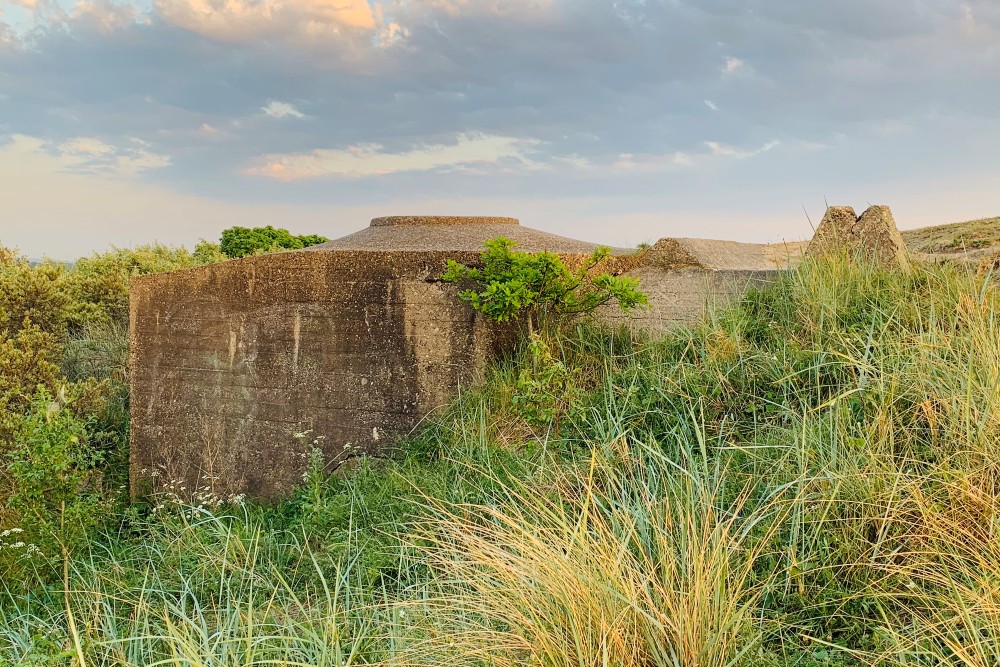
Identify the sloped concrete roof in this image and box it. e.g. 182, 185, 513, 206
678, 238, 805, 270
639, 238, 802, 271
310, 216, 629, 254
306, 215, 803, 272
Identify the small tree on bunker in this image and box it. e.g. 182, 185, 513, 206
442, 238, 648, 431
441, 237, 647, 333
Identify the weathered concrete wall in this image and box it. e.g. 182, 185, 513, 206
130, 216, 810, 501
600, 268, 778, 330
130, 249, 511, 500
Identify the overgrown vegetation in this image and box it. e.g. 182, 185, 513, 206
443, 238, 647, 431
220, 225, 329, 258
0, 224, 330, 575
0, 243, 222, 581
442, 237, 647, 329
4, 234, 1000, 665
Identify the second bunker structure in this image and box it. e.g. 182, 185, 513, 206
130, 215, 795, 499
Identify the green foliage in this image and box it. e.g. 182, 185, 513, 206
297, 234, 330, 247
4, 389, 111, 581
442, 237, 647, 328
0, 324, 62, 414
511, 334, 584, 430
64, 243, 219, 328
0, 242, 220, 588
4, 248, 1000, 665
219, 225, 329, 259
193, 239, 228, 265
0, 259, 69, 336
0, 246, 19, 266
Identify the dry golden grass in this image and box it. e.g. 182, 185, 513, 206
409, 442, 794, 667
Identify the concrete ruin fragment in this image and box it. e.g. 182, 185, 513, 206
129, 215, 802, 500
808, 205, 911, 268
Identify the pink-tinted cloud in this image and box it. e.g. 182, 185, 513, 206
155, 0, 375, 42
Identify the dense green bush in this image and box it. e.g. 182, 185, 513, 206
442, 237, 647, 329
0, 243, 223, 586
5, 389, 112, 581
64, 243, 223, 328
219, 225, 329, 259
442, 238, 647, 430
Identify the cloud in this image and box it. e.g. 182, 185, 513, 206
245, 134, 543, 180
704, 140, 780, 159
9, 0, 998, 172
0, 0, 997, 251
25, 135, 172, 177
3, 0, 40, 10
72, 0, 143, 33
608, 150, 698, 172
0, 132, 372, 258
608, 139, 783, 172
154, 0, 376, 44
262, 101, 305, 119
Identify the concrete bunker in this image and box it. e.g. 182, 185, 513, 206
130, 215, 802, 499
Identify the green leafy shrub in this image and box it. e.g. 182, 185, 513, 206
4, 388, 112, 584
0, 243, 218, 581
64, 244, 220, 329
441, 237, 647, 330
442, 238, 646, 429
0, 324, 64, 450
0, 259, 70, 337
219, 225, 329, 259
511, 334, 584, 430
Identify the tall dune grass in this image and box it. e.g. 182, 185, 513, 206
1, 510, 402, 666
410, 439, 797, 667
3, 254, 1000, 665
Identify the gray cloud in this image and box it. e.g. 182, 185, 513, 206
0, 0, 997, 226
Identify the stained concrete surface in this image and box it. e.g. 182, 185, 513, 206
130, 211, 893, 500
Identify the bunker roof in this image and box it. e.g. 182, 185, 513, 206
645, 238, 803, 271
308, 216, 629, 255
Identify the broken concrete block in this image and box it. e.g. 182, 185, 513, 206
808, 205, 911, 268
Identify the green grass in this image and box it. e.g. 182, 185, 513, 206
4, 254, 1000, 665
902, 216, 1000, 254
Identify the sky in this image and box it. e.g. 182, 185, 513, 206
1, 0, 998, 259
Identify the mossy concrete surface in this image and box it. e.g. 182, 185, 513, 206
130, 247, 515, 499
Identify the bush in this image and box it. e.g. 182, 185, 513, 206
443, 239, 646, 431
64, 244, 220, 329
0, 324, 63, 448
3, 388, 112, 584
442, 237, 647, 331
219, 225, 329, 259
0, 243, 218, 585
0, 259, 69, 337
